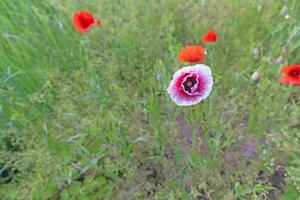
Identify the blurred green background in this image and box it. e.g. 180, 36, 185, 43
0, 0, 299, 199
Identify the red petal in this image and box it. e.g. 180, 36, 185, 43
201, 30, 217, 44
279, 76, 300, 86
177, 45, 206, 63
281, 64, 300, 74
73, 11, 98, 33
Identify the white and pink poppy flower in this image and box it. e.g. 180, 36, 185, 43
167, 64, 213, 106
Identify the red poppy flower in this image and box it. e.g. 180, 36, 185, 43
178, 45, 206, 63
201, 30, 217, 44
73, 11, 101, 33
279, 64, 300, 86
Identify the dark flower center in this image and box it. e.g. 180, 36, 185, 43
289, 70, 300, 78
79, 15, 94, 28
183, 77, 197, 93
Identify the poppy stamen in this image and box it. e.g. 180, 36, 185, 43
290, 71, 299, 77
183, 77, 197, 93
186, 80, 193, 87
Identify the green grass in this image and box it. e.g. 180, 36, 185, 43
0, 0, 300, 199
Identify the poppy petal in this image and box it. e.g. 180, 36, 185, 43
167, 64, 213, 106
177, 45, 206, 63
279, 76, 300, 86
73, 11, 100, 33
201, 30, 217, 44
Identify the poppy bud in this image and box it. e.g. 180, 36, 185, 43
251, 71, 260, 83
252, 48, 260, 61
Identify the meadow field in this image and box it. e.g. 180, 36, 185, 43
0, 0, 300, 199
